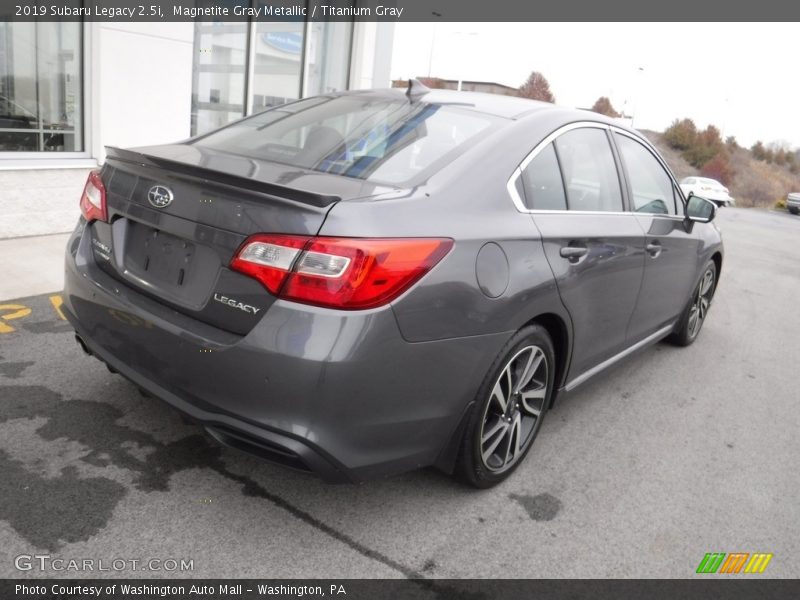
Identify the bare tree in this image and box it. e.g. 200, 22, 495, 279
518, 71, 555, 103
590, 96, 620, 118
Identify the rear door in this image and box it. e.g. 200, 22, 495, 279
612, 132, 700, 340
515, 125, 645, 380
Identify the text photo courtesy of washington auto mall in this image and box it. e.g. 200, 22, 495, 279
0, 1, 798, 599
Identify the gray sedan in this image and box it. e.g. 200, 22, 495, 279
63, 81, 722, 487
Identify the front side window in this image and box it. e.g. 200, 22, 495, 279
615, 134, 676, 215
520, 143, 566, 210
554, 128, 623, 212
195, 95, 500, 185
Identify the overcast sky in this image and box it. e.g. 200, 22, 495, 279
391, 23, 799, 148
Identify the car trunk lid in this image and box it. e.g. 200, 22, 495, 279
91, 143, 395, 335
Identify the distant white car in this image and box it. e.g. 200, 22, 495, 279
679, 177, 735, 207
787, 193, 800, 215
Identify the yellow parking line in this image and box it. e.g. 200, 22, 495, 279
49, 295, 66, 321
0, 304, 32, 334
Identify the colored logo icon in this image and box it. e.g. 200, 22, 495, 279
696, 552, 773, 574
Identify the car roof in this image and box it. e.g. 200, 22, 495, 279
339, 87, 574, 120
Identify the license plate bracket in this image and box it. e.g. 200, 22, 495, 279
125, 223, 195, 288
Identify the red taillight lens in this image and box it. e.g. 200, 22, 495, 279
79, 170, 107, 223
283, 237, 453, 309
231, 235, 453, 310
230, 234, 310, 294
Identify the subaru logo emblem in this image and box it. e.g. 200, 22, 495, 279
147, 185, 173, 208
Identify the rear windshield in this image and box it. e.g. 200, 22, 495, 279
193, 95, 500, 185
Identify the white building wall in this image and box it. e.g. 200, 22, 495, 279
91, 22, 194, 163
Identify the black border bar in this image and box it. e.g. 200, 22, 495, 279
2, 0, 800, 21
4, 579, 800, 600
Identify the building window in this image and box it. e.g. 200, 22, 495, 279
0, 22, 83, 152
250, 21, 305, 113
190, 6, 353, 136
304, 21, 353, 97
190, 22, 249, 136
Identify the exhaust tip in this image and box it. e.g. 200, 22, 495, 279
74, 334, 91, 356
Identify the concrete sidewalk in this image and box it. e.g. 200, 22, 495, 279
0, 233, 71, 300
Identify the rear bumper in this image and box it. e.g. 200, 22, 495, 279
68, 317, 348, 481
63, 221, 508, 482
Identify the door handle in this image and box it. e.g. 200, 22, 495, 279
646, 241, 662, 257
559, 246, 588, 260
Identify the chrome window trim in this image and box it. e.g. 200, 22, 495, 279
507, 120, 687, 217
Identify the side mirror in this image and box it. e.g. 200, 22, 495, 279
685, 192, 717, 223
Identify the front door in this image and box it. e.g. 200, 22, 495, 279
612, 132, 700, 341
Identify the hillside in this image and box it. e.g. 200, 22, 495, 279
642, 130, 800, 208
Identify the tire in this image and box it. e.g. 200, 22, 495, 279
455, 324, 555, 488
789, 207, 799, 215
668, 260, 717, 347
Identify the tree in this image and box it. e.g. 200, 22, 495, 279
725, 136, 738, 149
663, 118, 698, 151
664, 119, 724, 169
768, 139, 791, 152
700, 153, 735, 186
518, 71, 555, 103
751, 141, 766, 160
685, 125, 724, 167
590, 96, 620, 118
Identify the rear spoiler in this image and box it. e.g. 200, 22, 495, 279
105, 146, 342, 208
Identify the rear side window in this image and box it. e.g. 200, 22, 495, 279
554, 128, 623, 212
194, 95, 500, 185
520, 143, 567, 210
615, 133, 677, 215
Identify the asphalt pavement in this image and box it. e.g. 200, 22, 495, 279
1, 208, 798, 579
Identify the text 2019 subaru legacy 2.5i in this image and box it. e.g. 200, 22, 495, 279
63, 82, 722, 488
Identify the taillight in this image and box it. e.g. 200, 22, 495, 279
231, 235, 453, 310
229, 234, 309, 294
79, 170, 107, 223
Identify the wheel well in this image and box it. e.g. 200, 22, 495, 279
433, 312, 571, 475
524, 313, 569, 403
711, 252, 723, 289
711, 251, 722, 275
